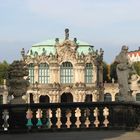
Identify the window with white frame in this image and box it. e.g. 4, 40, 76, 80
38, 63, 49, 84
85, 63, 93, 83
60, 62, 73, 84
29, 63, 34, 83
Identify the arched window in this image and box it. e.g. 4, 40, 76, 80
104, 93, 112, 102
136, 93, 140, 101
60, 62, 73, 83
85, 63, 93, 83
29, 63, 34, 83
38, 63, 49, 84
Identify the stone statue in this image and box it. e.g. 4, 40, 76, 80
42, 48, 46, 56
115, 45, 135, 101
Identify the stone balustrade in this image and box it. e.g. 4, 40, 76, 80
0, 102, 140, 133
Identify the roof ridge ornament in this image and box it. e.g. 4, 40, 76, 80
65, 28, 69, 40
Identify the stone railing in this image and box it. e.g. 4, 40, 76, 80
0, 102, 140, 133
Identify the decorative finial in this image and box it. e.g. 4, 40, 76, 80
65, 28, 69, 40
55, 38, 59, 43
21, 48, 25, 59
74, 38, 77, 43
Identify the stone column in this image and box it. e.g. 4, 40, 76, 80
49, 63, 59, 83
3, 92, 8, 104
34, 65, 39, 82
93, 65, 97, 84
75, 64, 85, 83
112, 93, 115, 102
33, 92, 39, 103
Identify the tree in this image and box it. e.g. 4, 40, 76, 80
103, 61, 110, 83
110, 62, 117, 82
0, 60, 9, 85
133, 62, 140, 76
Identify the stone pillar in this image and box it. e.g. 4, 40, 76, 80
33, 92, 39, 103
3, 93, 8, 104
92, 91, 98, 102
112, 93, 115, 101
49, 63, 59, 83
93, 65, 97, 84
34, 64, 38, 83
75, 64, 85, 83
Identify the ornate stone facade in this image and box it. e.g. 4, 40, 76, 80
24, 29, 104, 103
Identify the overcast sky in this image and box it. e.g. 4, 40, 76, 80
0, 0, 140, 63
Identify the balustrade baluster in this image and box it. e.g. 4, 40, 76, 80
2, 109, 9, 131
93, 107, 100, 128
66, 109, 72, 128
56, 108, 62, 128
75, 107, 81, 128
103, 107, 109, 127
84, 108, 90, 128
36, 109, 43, 129
26, 109, 33, 130
46, 109, 52, 128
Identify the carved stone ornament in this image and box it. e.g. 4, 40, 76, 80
56, 40, 78, 61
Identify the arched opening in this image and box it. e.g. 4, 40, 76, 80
61, 92, 73, 103
0, 95, 3, 104
115, 93, 119, 101
85, 94, 92, 102
136, 93, 140, 101
104, 93, 112, 102
30, 93, 34, 104
39, 95, 50, 103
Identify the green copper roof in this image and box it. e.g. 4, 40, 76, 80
28, 39, 94, 56
32, 39, 90, 46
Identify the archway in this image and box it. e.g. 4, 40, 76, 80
85, 94, 92, 102
61, 92, 73, 103
29, 93, 34, 104
0, 95, 3, 104
39, 95, 50, 103
104, 93, 112, 102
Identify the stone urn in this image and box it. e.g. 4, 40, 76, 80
7, 60, 29, 104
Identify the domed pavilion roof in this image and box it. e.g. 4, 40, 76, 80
27, 29, 94, 56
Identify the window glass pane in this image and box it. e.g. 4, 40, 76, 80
60, 62, 73, 83
136, 93, 140, 101
29, 63, 34, 83
38, 63, 49, 84
85, 63, 93, 83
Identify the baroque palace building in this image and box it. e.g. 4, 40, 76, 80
24, 29, 104, 104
